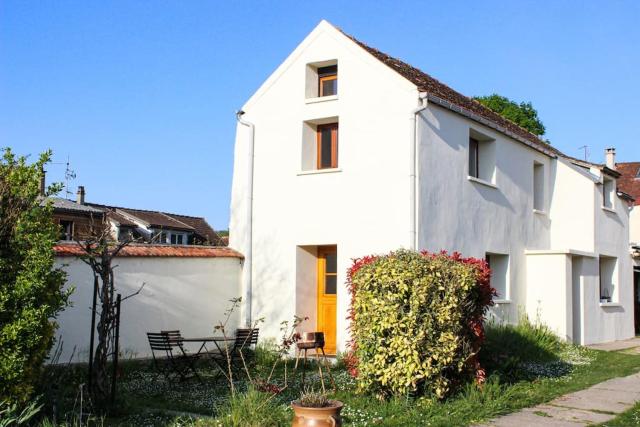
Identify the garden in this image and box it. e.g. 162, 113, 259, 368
3, 149, 640, 426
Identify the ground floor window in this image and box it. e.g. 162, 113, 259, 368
486, 253, 509, 300
599, 255, 618, 302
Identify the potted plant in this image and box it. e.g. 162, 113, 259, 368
291, 388, 343, 427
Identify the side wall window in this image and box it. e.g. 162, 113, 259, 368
468, 130, 496, 183
487, 253, 509, 300
599, 256, 618, 302
533, 162, 545, 211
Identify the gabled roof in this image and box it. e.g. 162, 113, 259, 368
337, 26, 562, 158
617, 162, 640, 206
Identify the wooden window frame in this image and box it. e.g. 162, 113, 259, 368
319, 74, 337, 97
317, 123, 339, 169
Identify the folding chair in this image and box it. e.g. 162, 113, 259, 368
146, 332, 201, 383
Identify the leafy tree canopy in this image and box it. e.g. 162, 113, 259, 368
474, 94, 546, 138
0, 148, 70, 404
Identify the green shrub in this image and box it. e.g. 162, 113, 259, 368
0, 149, 70, 404
215, 387, 289, 427
347, 250, 494, 399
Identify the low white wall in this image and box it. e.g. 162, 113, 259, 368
54, 256, 242, 363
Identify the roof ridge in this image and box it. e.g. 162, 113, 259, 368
157, 211, 194, 230
86, 202, 207, 221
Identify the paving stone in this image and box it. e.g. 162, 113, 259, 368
592, 373, 640, 393
525, 404, 613, 424
587, 337, 640, 352
549, 387, 639, 413
484, 411, 584, 427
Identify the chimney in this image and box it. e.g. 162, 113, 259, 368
605, 148, 616, 169
39, 167, 46, 196
76, 186, 85, 205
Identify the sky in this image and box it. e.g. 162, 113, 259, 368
2, 1, 639, 229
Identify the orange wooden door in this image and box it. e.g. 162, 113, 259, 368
317, 246, 337, 354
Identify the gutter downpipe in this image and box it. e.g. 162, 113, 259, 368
236, 110, 255, 327
409, 92, 429, 251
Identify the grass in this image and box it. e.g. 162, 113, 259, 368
600, 401, 640, 426
36, 324, 640, 426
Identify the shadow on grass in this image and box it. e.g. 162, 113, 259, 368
479, 317, 570, 383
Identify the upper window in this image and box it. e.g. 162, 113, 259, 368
60, 220, 74, 241
305, 61, 338, 99
317, 123, 338, 169
318, 65, 337, 97
468, 130, 496, 184
533, 162, 545, 211
603, 176, 615, 209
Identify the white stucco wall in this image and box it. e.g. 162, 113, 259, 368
230, 21, 419, 349
54, 256, 242, 362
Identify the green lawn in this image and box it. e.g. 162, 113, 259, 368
599, 401, 640, 426
44, 346, 640, 427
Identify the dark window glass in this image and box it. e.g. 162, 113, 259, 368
321, 78, 337, 96
177, 234, 183, 245
469, 138, 479, 178
60, 220, 73, 241
325, 275, 337, 295
320, 127, 333, 168
171, 234, 177, 244
318, 65, 337, 77
326, 252, 337, 274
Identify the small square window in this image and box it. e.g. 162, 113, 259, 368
468, 130, 496, 183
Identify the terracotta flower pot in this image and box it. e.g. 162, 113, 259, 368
291, 400, 344, 427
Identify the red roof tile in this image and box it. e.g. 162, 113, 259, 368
617, 162, 640, 205
54, 243, 243, 258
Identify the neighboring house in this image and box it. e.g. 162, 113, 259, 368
229, 20, 634, 352
45, 183, 224, 245
617, 162, 640, 332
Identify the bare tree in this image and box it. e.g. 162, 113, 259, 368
76, 217, 142, 406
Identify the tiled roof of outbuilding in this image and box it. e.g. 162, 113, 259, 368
54, 242, 242, 258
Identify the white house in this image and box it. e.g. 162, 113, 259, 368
229, 20, 635, 353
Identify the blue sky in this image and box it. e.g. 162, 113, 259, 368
2, 1, 639, 229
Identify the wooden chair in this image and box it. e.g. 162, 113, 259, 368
146, 332, 201, 382
294, 331, 335, 392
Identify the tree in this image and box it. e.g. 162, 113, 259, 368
0, 148, 70, 404
474, 94, 546, 137
77, 220, 143, 407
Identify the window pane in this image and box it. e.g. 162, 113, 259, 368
320, 127, 333, 168
321, 78, 337, 96
469, 138, 479, 178
318, 65, 337, 77
177, 234, 183, 244
171, 234, 177, 244
325, 275, 337, 294
326, 252, 337, 274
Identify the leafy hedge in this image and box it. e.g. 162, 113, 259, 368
0, 149, 69, 404
347, 250, 495, 399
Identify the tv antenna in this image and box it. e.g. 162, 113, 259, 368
51, 155, 76, 199
578, 145, 590, 162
